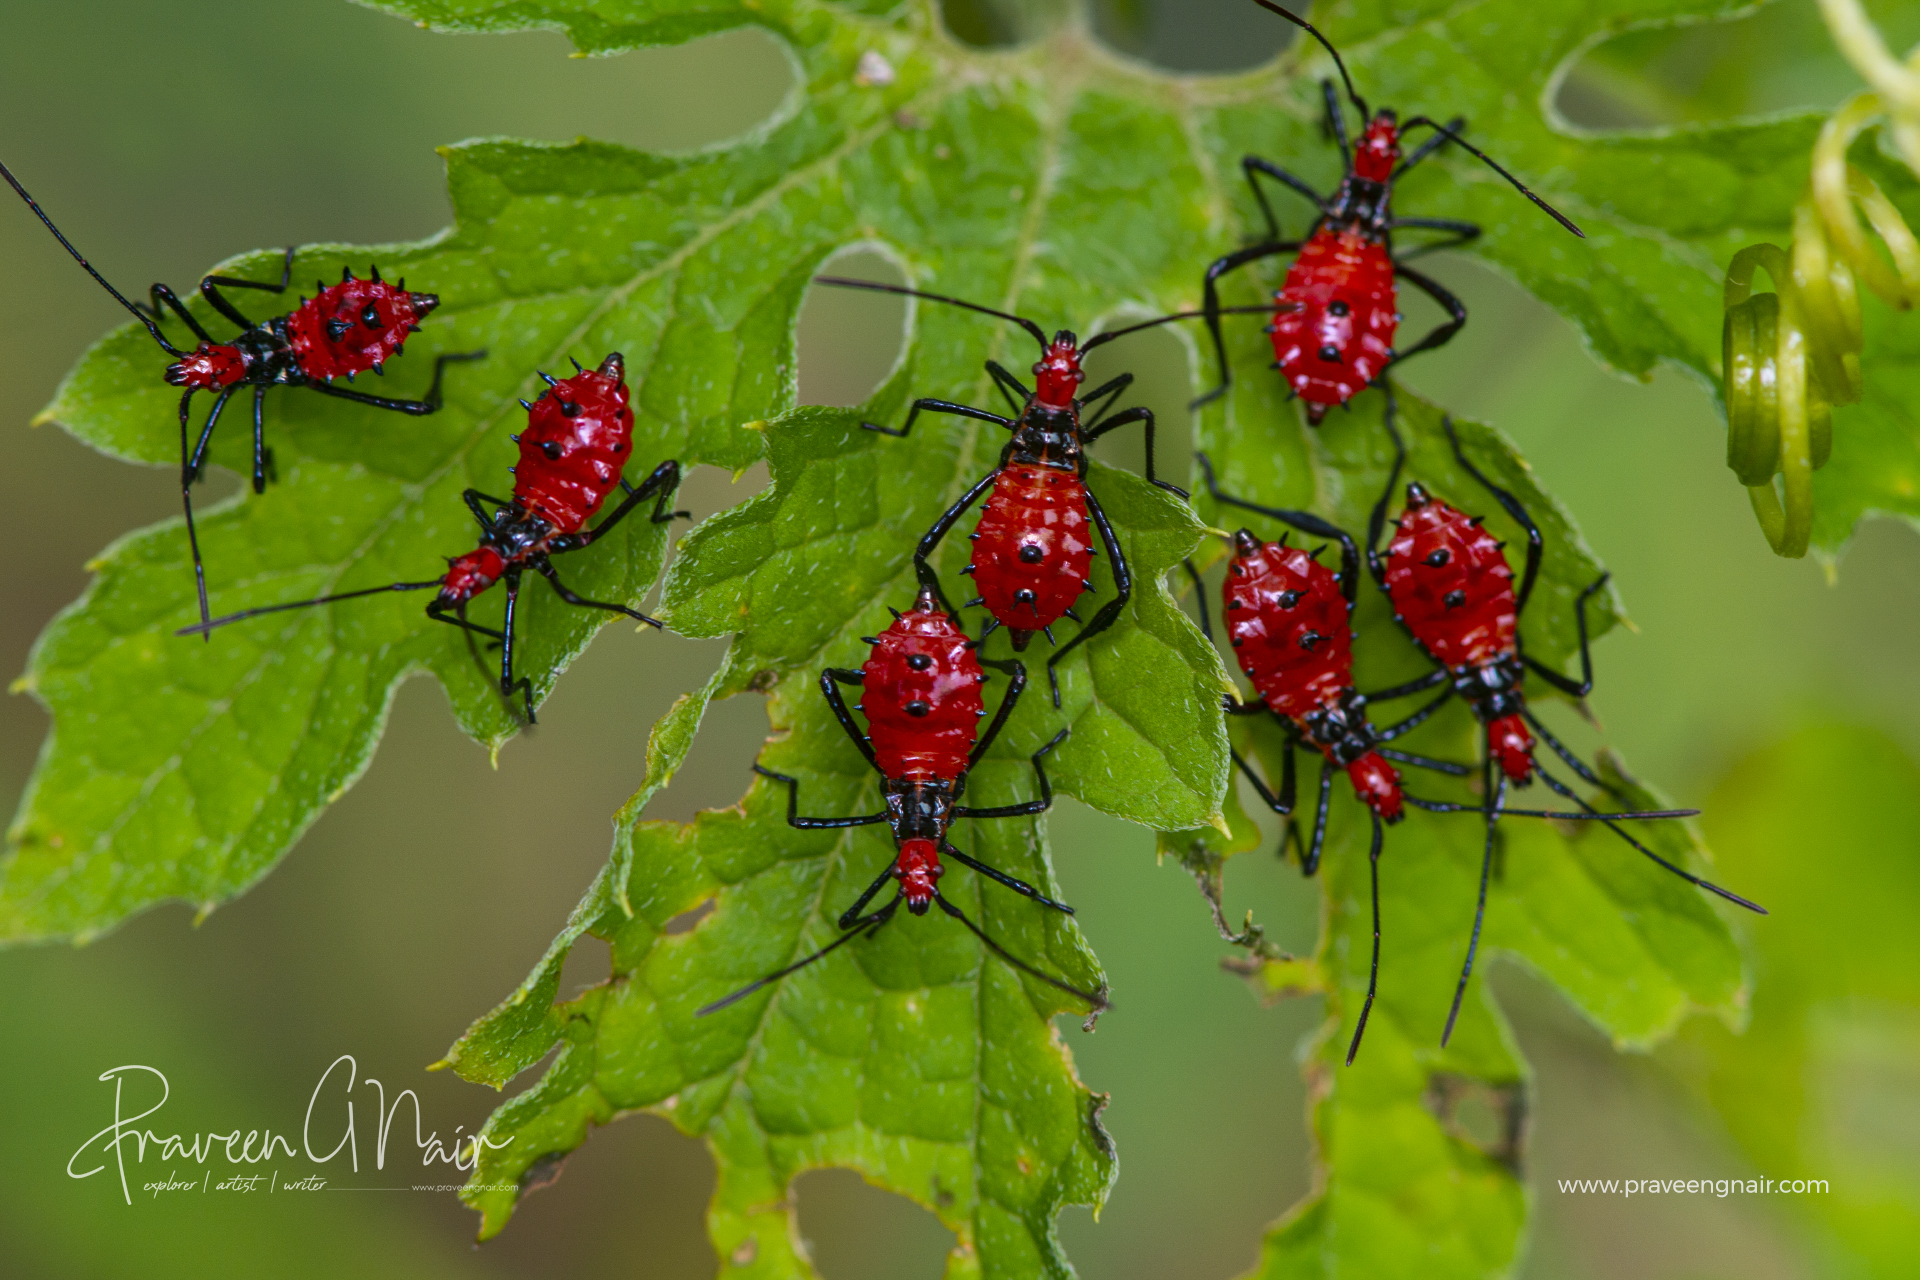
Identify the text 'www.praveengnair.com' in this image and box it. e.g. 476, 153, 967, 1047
1556, 1177, 1828, 1197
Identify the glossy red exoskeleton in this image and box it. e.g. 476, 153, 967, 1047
698, 587, 1105, 1016
178, 353, 685, 723
1193, 1, 1583, 422
821, 276, 1277, 708
1, 159, 483, 631
1368, 412, 1766, 1044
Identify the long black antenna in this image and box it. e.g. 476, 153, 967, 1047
697, 898, 903, 1016
1251, 1, 1370, 123
0, 158, 187, 356
1395, 117, 1586, 239
175, 579, 443, 637
1081, 304, 1285, 353
815, 276, 1050, 352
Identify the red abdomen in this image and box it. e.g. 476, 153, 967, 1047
513, 353, 634, 533
1271, 228, 1397, 419
1223, 535, 1352, 720
862, 592, 984, 781
1382, 483, 1518, 670
285, 272, 439, 381
970, 462, 1092, 636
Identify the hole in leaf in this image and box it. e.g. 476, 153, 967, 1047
1425, 1069, 1526, 1170
1550, 1, 1920, 131
938, 0, 1037, 49
1089, 0, 1288, 73
663, 898, 716, 934
557, 931, 615, 995
797, 248, 908, 407
794, 1168, 956, 1280
1080, 319, 1192, 489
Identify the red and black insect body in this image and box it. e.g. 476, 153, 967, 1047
177, 353, 684, 724
1, 159, 483, 632
822, 276, 1277, 707
1193, 1, 1583, 422
1367, 414, 1766, 1044
698, 587, 1104, 1016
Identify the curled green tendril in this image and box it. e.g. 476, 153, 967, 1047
1721, 88, 1918, 558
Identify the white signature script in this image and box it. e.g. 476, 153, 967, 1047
67, 1058, 509, 1205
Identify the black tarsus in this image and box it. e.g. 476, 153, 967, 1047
1346, 809, 1386, 1064
697, 896, 905, 1016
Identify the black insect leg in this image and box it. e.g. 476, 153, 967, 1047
1525, 573, 1609, 697
1045, 488, 1132, 708
306, 350, 486, 415
985, 361, 1032, 414
818, 668, 878, 769
497, 567, 536, 723
1389, 217, 1481, 261
1531, 762, 1766, 913
1243, 156, 1327, 243
531, 559, 663, 628
177, 386, 228, 637
142, 282, 215, 347
1193, 240, 1300, 408
751, 764, 890, 829
932, 892, 1107, 1008
1195, 451, 1357, 597
548, 459, 688, 553
862, 397, 1013, 439
1301, 756, 1336, 875
1377, 748, 1474, 777
1373, 687, 1456, 742
1231, 736, 1312, 866
248, 384, 272, 493
944, 846, 1073, 914
1319, 79, 1352, 165
1346, 808, 1386, 1065
1076, 371, 1132, 428
1086, 404, 1184, 495
970, 658, 1028, 769
1387, 263, 1469, 375
1442, 415, 1546, 613
914, 470, 998, 617
1362, 669, 1448, 704
198, 246, 295, 330
424, 599, 507, 643
1442, 757, 1506, 1047
1366, 382, 1409, 586
952, 727, 1068, 819
698, 894, 904, 1016
462, 488, 513, 530
1393, 116, 1466, 176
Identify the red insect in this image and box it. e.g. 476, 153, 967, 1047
1369, 413, 1767, 1044
1194, 457, 1694, 1062
822, 276, 1276, 706
1, 159, 482, 632
177, 353, 684, 723
1193, 1, 1583, 421
699, 587, 1103, 1016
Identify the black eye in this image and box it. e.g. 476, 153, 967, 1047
906, 653, 932, 671
1425, 549, 1450, 567
1018, 544, 1044, 564
360, 303, 382, 329
905, 700, 930, 717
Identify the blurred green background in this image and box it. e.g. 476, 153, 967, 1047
2, 1, 1917, 1276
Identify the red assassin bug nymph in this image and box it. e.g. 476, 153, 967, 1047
820, 275, 1279, 707
699, 588, 1104, 1016
1, 159, 483, 632
1190, 456, 1697, 1062
1193, 1, 1584, 421
177, 353, 685, 723
1368, 414, 1767, 1044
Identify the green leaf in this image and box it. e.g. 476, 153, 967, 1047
1200, 386, 1747, 1277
